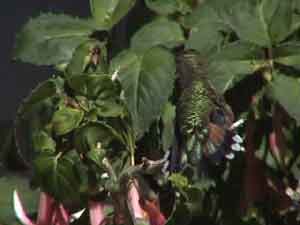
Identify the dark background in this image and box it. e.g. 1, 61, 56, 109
0, 1, 96, 122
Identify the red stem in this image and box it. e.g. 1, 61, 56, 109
269, 132, 281, 162
240, 116, 267, 212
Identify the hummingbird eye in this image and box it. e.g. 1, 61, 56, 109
210, 109, 226, 125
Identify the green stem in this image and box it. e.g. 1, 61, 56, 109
128, 133, 136, 166
122, 120, 136, 166
263, 47, 274, 82
267, 47, 274, 70
102, 158, 117, 182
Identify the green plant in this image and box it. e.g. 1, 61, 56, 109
4, 0, 300, 225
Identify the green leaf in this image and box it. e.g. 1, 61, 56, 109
224, 0, 271, 46
66, 40, 107, 77
15, 78, 64, 166
86, 148, 106, 168
70, 72, 124, 118
90, 0, 119, 25
268, 74, 300, 126
90, 0, 136, 28
68, 74, 118, 99
110, 47, 176, 137
161, 103, 176, 152
15, 98, 63, 167
274, 42, 300, 69
109, 0, 136, 28
184, 0, 274, 49
185, 23, 225, 56
208, 41, 264, 93
145, 0, 192, 15
182, 0, 225, 28
52, 106, 84, 135
169, 173, 189, 190
33, 151, 83, 202
18, 77, 64, 115
0, 175, 38, 224
32, 130, 56, 154
95, 100, 125, 118
212, 41, 265, 61
14, 13, 97, 66
224, 0, 294, 45
74, 122, 116, 153
145, 0, 195, 16
131, 18, 184, 52
208, 61, 252, 94
183, 2, 229, 55
145, 0, 178, 15
264, 0, 293, 43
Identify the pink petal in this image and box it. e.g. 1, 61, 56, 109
89, 200, 106, 225
13, 190, 36, 225
58, 204, 70, 224
36, 192, 55, 225
51, 208, 58, 225
54, 207, 69, 225
127, 181, 145, 220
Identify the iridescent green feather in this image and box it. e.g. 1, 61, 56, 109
179, 79, 214, 135
177, 51, 225, 137
177, 51, 234, 164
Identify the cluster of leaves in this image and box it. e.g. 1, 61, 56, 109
15, 16, 175, 221
10, 0, 179, 224
3, 0, 300, 225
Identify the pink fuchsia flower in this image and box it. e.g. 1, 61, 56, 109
14, 191, 70, 225
88, 200, 107, 225
127, 180, 166, 225
14, 190, 107, 225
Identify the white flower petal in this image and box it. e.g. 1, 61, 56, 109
232, 134, 243, 143
231, 143, 242, 152
230, 119, 245, 130
225, 153, 235, 160
163, 150, 171, 161
13, 190, 35, 225
286, 187, 295, 197
162, 161, 169, 173
111, 68, 120, 81
101, 173, 109, 179
71, 208, 86, 222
